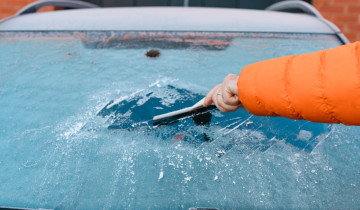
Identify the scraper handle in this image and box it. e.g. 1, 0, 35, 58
153, 98, 207, 122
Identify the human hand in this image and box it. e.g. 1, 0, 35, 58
204, 74, 243, 112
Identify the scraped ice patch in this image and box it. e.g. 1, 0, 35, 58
97, 85, 207, 131
106, 96, 129, 109
60, 122, 85, 139
222, 116, 253, 135
158, 171, 164, 180
184, 176, 192, 182
107, 88, 146, 109
211, 128, 272, 156
149, 77, 177, 88
297, 130, 313, 141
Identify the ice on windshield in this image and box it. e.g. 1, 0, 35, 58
97, 84, 329, 153
0, 32, 359, 209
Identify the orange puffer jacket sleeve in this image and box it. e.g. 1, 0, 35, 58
237, 41, 360, 125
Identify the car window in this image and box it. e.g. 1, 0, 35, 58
1, 32, 358, 209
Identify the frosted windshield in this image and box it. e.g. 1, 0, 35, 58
1, 32, 358, 209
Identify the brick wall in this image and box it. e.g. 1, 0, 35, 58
313, 0, 360, 42
0, 0, 54, 20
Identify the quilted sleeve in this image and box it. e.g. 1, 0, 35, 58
237, 42, 360, 125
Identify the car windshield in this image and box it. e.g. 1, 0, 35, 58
1, 32, 359, 209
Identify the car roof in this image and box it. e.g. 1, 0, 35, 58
0, 7, 340, 34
